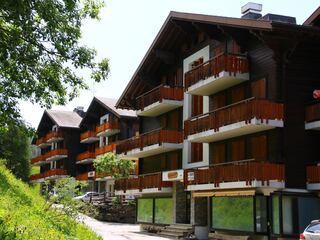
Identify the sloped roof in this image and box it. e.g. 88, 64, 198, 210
304, 7, 320, 26
94, 96, 136, 118
45, 109, 82, 128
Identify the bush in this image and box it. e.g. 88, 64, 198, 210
0, 164, 102, 240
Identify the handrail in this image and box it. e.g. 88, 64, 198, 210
80, 130, 97, 141
136, 84, 165, 100
76, 151, 96, 161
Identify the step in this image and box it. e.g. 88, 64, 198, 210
162, 228, 189, 233
158, 231, 184, 239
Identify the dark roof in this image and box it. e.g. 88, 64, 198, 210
45, 110, 82, 128
304, 7, 320, 26
116, 11, 320, 109
94, 97, 136, 117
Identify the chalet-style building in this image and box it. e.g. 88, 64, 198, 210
114, 3, 320, 239
76, 97, 138, 194
30, 109, 83, 184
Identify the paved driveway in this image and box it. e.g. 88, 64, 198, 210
81, 215, 172, 240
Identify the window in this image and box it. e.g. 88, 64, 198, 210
255, 196, 268, 233
137, 199, 153, 223
190, 143, 203, 163
272, 195, 280, 234
155, 198, 173, 224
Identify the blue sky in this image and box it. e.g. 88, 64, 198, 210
20, 0, 320, 128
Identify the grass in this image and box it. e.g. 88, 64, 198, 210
0, 164, 102, 240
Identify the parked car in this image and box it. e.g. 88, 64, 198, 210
74, 192, 99, 202
300, 220, 320, 240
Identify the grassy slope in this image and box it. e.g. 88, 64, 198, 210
0, 165, 101, 240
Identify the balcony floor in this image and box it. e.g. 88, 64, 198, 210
96, 129, 120, 137
80, 137, 99, 144
30, 178, 45, 183
188, 118, 283, 143
47, 137, 63, 143
307, 183, 320, 191
137, 100, 183, 117
119, 143, 183, 159
115, 187, 172, 196
305, 120, 320, 130
186, 71, 249, 96
46, 154, 68, 162
76, 158, 95, 165
45, 174, 68, 180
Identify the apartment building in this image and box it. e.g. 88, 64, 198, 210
75, 97, 138, 194
114, 4, 320, 239
30, 109, 83, 184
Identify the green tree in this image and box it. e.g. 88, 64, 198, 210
0, 0, 109, 127
0, 123, 31, 182
93, 152, 135, 179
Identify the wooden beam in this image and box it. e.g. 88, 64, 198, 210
153, 49, 175, 64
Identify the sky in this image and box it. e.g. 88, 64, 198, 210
20, 0, 320, 128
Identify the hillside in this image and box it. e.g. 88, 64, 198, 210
0, 164, 101, 240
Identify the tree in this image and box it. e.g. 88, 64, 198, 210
0, 0, 109, 127
93, 152, 135, 179
0, 123, 31, 182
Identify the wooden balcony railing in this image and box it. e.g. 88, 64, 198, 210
184, 53, 249, 90
184, 161, 285, 187
307, 165, 320, 183
30, 173, 45, 181
46, 131, 63, 141
44, 149, 68, 160
184, 98, 283, 137
31, 155, 45, 165
96, 172, 110, 179
306, 103, 320, 122
95, 144, 116, 156
80, 130, 97, 141
76, 151, 96, 162
115, 172, 172, 192
43, 169, 68, 178
36, 136, 47, 146
116, 129, 183, 154
136, 85, 183, 110
96, 121, 120, 135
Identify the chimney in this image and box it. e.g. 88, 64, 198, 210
241, 2, 262, 20
73, 106, 85, 117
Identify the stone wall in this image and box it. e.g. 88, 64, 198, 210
95, 203, 136, 223
174, 182, 189, 223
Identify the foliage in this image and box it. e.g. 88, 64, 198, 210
43, 177, 97, 219
93, 152, 135, 179
0, 123, 31, 182
0, 163, 102, 240
0, 0, 109, 127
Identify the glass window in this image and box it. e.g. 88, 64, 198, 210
272, 195, 280, 234
154, 198, 173, 224
212, 197, 254, 232
255, 196, 267, 232
137, 199, 153, 223
282, 196, 297, 234
298, 197, 320, 233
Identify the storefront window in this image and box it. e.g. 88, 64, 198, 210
155, 198, 173, 224
137, 198, 153, 223
298, 197, 320, 233
272, 195, 280, 234
212, 197, 254, 232
255, 196, 267, 232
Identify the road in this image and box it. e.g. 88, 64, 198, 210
81, 215, 173, 240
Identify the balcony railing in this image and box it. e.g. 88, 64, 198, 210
31, 155, 46, 165
116, 129, 183, 154
80, 130, 98, 142
46, 131, 63, 142
184, 53, 249, 90
307, 165, 320, 183
44, 149, 68, 161
96, 172, 110, 179
115, 172, 172, 192
76, 151, 96, 162
185, 161, 285, 187
95, 144, 116, 156
136, 85, 183, 110
43, 169, 68, 178
30, 173, 44, 181
184, 98, 283, 137
96, 121, 120, 135
36, 136, 48, 146
306, 103, 320, 122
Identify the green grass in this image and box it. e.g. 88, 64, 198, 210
0, 164, 102, 240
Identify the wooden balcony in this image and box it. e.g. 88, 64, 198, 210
29, 173, 45, 183
96, 121, 120, 137
136, 85, 183, 117
44, 149, 68, 162
185, 53, 249, 96
76, 151, 96, 164
305, 103, 320, 130
95, 144, 116, 157
306, 165, 320, 190
115, 172, 173, 195
95, 172, 111, 180
36, 136, 50, 148
116, 129, 183, 158
43, 169, 68, 180
76, 171, 96, 181
80, 130, 99, 143
185, 161, 285, 191
31, 155, 46, 166
184, 98, 283, 143
46, 131, 63, 143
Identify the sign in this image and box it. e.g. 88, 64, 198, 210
88, 171, 95, 178
187, 172, 194, 181
162, 169, 184, 181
